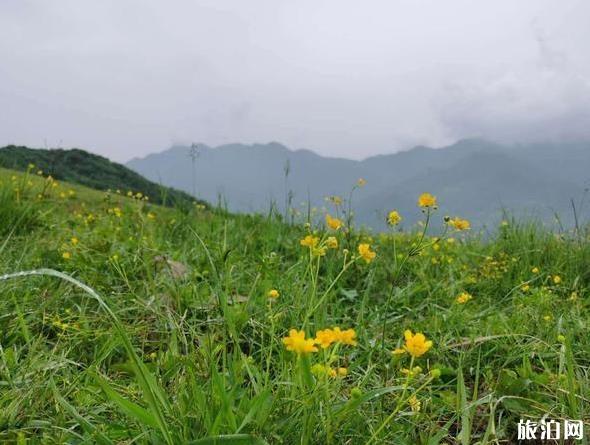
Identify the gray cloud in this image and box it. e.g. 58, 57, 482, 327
1, 0, 589, 161
435, 21, 590, 144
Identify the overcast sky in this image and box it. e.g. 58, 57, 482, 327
1, 1, 589, 162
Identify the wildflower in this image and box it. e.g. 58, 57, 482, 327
455, 292, 472, 304
417, 193, 437, 208
267, 289, 280, 299
403, 330, 433, 358
325, 214, 343, 230
448, 217, 470, 231
552, 275, 562, 284
531, 267, 539, 274
357, 178, 367, 187
112, 207, 122, 218
408, 395, 421, 412
337, 367, 348, 377
127, 191, 133, 197
147, 212, 156, 220
557, 334, 566, 343
37, 170, 43, 176
314, 329, 336, 348
300, 235, 319, 248
283, 329, 318, 355
543, 315, 552, 321
392, 348, 406, 356
62, 252, 72, 260
521, 284, 530, 292
27, 163, 35, 169
358, 243, 376, 263
387, 210, 402, 226
70, 237, 79, 246
333, 327, 357, 346
327, 195, 343, 206
326, 236, 338, 249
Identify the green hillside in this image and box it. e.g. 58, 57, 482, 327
1, 167, 589, 443
0, 145, 204, 208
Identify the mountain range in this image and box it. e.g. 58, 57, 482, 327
126, 139, 590, 230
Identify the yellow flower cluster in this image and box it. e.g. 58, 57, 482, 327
455, 292, 472, 304
282, 330, 318, 355
314, 327, 357, 349
283, 327, 357, 355
300, 235, 319, 248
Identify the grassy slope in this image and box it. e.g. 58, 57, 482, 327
0, 167, 589, 444
0, 145, 204, 208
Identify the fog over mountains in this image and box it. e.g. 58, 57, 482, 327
127, 139, 590, 230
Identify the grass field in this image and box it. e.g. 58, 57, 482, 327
0, 166, 589, 444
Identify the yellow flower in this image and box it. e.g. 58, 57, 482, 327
70, 237, 79, 246
62, 252, 72, 260
325, 214, 343, 230
448, 217, 470, 231
300, 235, 319, 248
333, 327, 357, 346
337, 367, 348, 377
408, 395, 421, 412
403, 330, 433, 358
543, 314, 552, 321
314, 329, 336, 348
37, 170, 43, 176
357, 178, 367, 187
358, 243, 376, 263
387, 210, 402, 226
283, 329, 318, 355
455, 292, 472, 304
147, 212, 156, 220
392, 348, 406, 356
418, 193, 437, 208
327, 195, 343, 206
326, 236, 338, 249
531, 267, 539, 274
521, 284, 530, 292
314, 327, 357, 348
552, 275, 562, 284
267, 289, 280, 299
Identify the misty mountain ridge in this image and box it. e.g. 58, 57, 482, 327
127, 139, 590, 230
